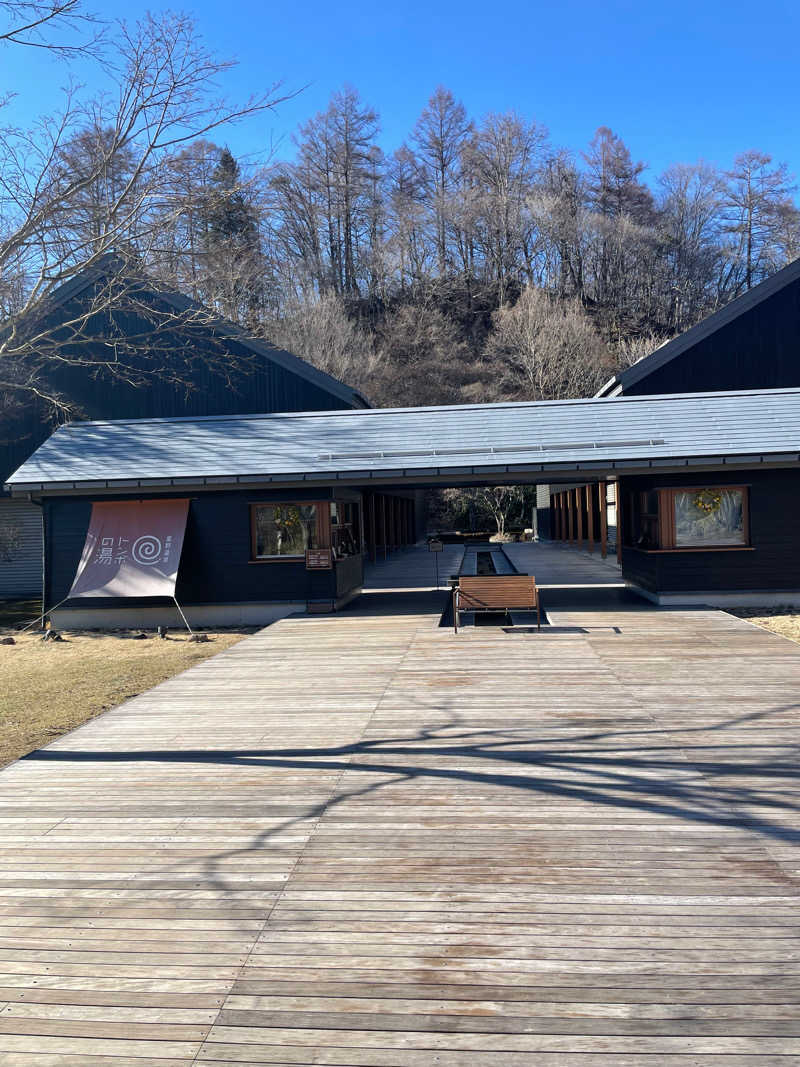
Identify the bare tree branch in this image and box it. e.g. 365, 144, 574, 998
0, 0, 103, 56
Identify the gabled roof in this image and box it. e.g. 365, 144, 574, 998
597, 257, 800, 397
19, 253, 369, 409
8, 388, 800, 494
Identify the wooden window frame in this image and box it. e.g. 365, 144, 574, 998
249, 501, 331, 563
631, 485, 751, 553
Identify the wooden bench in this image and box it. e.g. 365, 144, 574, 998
453, 575, 541, 633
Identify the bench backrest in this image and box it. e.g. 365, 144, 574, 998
456, 575, 538, 610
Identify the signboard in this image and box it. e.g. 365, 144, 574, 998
306, 548, 334, 570
68, 499, 190, 599
428, 539, 444, 552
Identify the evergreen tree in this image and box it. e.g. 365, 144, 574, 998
203, 147, 265, 324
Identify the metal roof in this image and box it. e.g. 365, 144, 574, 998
7, 388, 800, 493
596, 257, 800, 397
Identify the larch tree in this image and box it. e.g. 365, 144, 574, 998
582, 127, 657, 319
469, 111, 548, 302
657, 161, 723, 330
720, 150, 798, 295
411, 87, 472, 278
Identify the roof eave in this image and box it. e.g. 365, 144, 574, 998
10, 449, 799, 497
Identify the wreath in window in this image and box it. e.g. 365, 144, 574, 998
692, 489, 722, 514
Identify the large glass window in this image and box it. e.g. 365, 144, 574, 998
252, 504, 319, 559
625, 486, 749, 550
673, 488, 746, 548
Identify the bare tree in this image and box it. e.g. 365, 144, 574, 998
441, 484, 534, 538
264, 289, 380, 397
469, 111, 548, 302
720, 150, 797, 295
582, 127, 658, 321
0, 10, 295, 412
614, 329, 671, 368
485, 286, 611, 400
411, 87, 472, 277
151, 139, 220, 299
657, 161, 722, 329
531, 151, 587, 299
0, 1, 100, 57
384, 144, 433, 291
287, 87, 380, 298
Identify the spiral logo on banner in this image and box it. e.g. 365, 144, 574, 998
132, 534, 162, 566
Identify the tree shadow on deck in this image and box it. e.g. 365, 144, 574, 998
21, 698, 800, 904
25, 699, 800, 852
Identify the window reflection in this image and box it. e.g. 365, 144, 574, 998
253, 504, 319, 558
331, 501, 361, 558
674, 488, 745, 547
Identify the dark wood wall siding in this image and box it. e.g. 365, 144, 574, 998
625, 282, 800, 395
2, 299, 362, 487
620, 468, 800, 593
44, 489, 340, 610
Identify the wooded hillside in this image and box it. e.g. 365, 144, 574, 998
146, 87, 800, 408
1, 2, 798, 415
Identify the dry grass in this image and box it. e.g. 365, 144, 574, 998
729, 607, 800, 645
0, 624, 250, 768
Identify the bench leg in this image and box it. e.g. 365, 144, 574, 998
453, 590, 459, 634
537, 600, 541, 631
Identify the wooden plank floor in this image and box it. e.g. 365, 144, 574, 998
1, 543, 799, 1064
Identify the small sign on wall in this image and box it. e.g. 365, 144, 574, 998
306, 548, 334, 570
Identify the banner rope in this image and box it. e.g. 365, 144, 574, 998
173, 597, 195, 637
17, 594, 74, 634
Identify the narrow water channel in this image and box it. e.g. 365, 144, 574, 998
475, 550, 496, 575
454, 543, 520, 626
459, 543, 517, 577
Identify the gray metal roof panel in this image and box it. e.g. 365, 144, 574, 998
7, 388, 800, 491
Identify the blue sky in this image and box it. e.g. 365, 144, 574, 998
3, 0, 799, 183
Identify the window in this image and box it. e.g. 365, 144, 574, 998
251, 504, 320, 559
672, 488, 746, 548
626, 486, 749, 551
331, 501, 361, 559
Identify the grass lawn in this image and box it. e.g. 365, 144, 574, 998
0, 608, 250, 767
730, 607, 800, 645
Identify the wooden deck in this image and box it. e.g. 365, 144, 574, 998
1, 543, 800, 1063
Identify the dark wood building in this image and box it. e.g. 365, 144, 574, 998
543, 256, 800, 581
0, 258, 368, 598
8, 390, 800, 624
598, 256, 800, 398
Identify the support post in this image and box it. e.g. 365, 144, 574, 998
373, 492, 379, 567
576, 487, 583, 549
586, 483, 595, 553
599, 481, 608, 559
567, 491, 574, 543
616, 485, 623, 565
